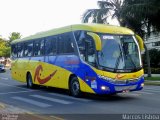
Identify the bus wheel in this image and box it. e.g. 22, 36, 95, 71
70, 77, 81, 97
27, 73, 35, 88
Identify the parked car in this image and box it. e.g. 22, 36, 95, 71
0, 64, 6, 72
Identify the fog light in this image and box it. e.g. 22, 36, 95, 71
141, 83, 144, 87
101, 86, 109, 91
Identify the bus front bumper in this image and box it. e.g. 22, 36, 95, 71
95, 77, 144, 94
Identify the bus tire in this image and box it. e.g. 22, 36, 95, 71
69, 76, 81, 97
27, 73, 35, 89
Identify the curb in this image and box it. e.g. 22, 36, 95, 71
145, 80, 160, 83
0, 103, 5, 109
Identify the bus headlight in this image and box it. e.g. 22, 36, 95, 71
101, 86, 110, 91
141, 83, 144, 87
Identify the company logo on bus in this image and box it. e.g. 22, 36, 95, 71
34, 65, 57, 84
115, 74, 125, 79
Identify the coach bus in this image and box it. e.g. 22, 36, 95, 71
11, 24, 144, 97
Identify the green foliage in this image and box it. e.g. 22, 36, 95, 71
82, 0, 123, 24
82, 9, 110, 23
7, 32, 22, 46
0, 38, 10, 57
143, 49, 160, 74
144, 67, 160, 74
121, 0, 160, 36
149, 49, 160, 67
0, 32, 22, 57
82, 0, 160, 37
145, 77, 160, 81
142, 49, 160, 68
9, 32, 21, 41
2, 47, 11, 57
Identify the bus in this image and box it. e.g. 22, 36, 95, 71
11, 24, 144, 97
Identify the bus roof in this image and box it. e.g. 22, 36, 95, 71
12, 24, 134, 44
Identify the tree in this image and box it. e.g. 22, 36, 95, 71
149, 49, 160, 68
121, 0, 160, 36
82, 0, 160, 36
0, 32, 21, 57
0, 37, 10, 57
82, 8, 110, 23
7, 32, 22, 46
82, 0, 123, 25
143, 49, 160, 74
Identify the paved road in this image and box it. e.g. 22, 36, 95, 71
0, 70, 160, 119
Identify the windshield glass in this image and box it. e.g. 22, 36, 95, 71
98, 34, 141, 72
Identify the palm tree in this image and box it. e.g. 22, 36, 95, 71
82, 0, 124, 25
82, 8, 110, 24
122, 0, 160, 35
83, 0, 160, 35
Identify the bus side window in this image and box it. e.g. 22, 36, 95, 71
74, 31, 86, 60
58, 33, 74, 54
34, 40, 40, 56
40, 39, 45, 55
58, 36, 64, 54
11, 44, 17, 59
45, 36, 57, 55
17, 43, 24, 58
74, 31, 96, 66
24, 42, 33, 57
85, 34, 96, 66
34, 39, 44, 56
63, 33, 74, 53
77, 39, 85, 60
28, 42, 33, 56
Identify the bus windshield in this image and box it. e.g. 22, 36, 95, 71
98, 34, 142, 72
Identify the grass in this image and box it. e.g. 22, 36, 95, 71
144, 77, 160, 86
144, 77, 160, 81
145, 77, 160, 86
145, 82, 160, 86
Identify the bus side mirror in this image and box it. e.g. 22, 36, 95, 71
87, 32, 102, 51
135, 34, 145, 52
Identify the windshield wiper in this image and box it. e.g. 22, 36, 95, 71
101, 66, 115, 72
126, 54, 137, 70
115, 44, 123, 72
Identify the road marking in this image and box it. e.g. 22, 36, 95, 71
12, 96, 52, 108
144, 88, 160, 91
0, 103, 6, 109
31, 95, 72, 104
50, 115, 65, 120
0, 82, 31, 90
121, 93, 140, 97
25, 114, 54, 120
134, 91, 153, 95
143, 89, 160, 93
48, 93, 92, 102
0, 77, 9, 80
144, 86, 160, 89
0, 90, 39, 95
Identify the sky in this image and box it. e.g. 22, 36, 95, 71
0, 0, 118, 39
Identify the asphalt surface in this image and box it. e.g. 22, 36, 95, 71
0, 70, 160, 120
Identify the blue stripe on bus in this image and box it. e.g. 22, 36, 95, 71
22, 55, 144, 94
